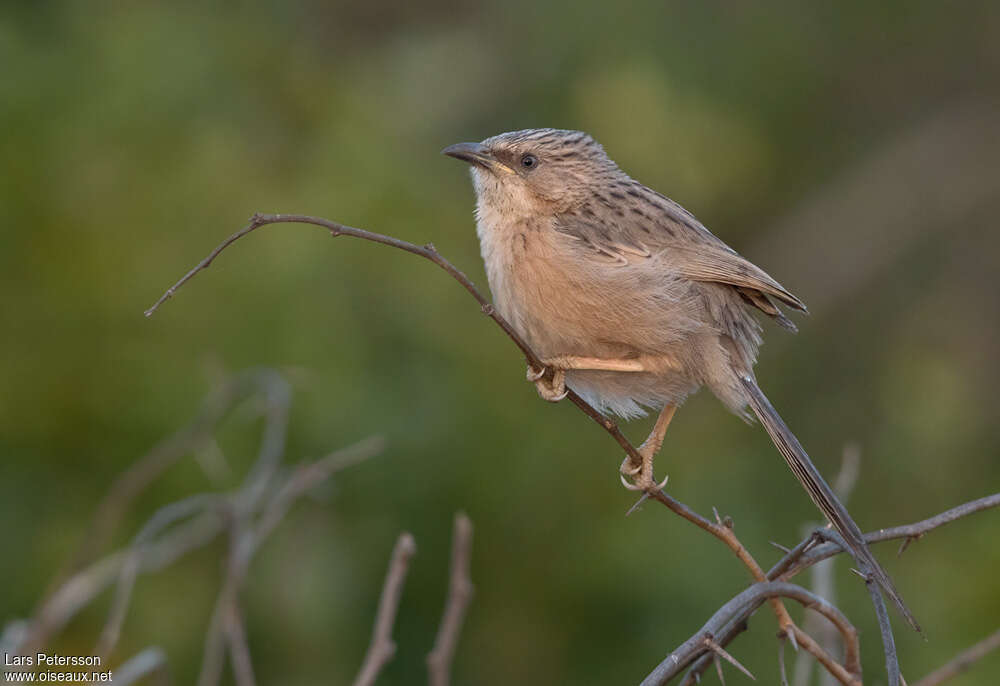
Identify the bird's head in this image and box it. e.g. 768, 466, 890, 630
443, 128, 618, 217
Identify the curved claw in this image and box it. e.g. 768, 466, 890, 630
619, 471, 670, 493
526, 365, 546, 382
533, 368, 568, 402
620, 457, 642, 476
620, 474, 643, 491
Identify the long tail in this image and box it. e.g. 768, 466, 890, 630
740, 375, 920, 632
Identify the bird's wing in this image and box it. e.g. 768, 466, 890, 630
554, 184, 807, 327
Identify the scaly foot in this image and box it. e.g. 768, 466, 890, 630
619, 444, 669, 492
526, 365, 568, 402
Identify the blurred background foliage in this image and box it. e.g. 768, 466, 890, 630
2, 1, 999, 684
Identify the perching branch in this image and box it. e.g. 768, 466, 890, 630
144, 213, 647, 472
144, 214, 997, 685
352, 533, 418, 686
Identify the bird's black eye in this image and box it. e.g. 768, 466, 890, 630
520, 154, 538, 169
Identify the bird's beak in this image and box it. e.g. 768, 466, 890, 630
442, 142, 513, 174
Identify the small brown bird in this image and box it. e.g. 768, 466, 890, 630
444, 128, 918, 630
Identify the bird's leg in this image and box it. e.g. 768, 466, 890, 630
621, 403, 676, 492
526, 356, 647, 403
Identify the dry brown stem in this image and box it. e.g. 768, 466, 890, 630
352, 533, 418, 686
427, 513, 475, 686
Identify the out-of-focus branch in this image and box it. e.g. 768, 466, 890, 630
794, 445, 861, 686
112, 647, 172, 686
352, 533, 418, 686
427, 513, 475, 686
911, 628, 1000, 686
8, 370, 383, 686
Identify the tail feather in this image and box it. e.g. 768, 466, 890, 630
740, 375, 920, 633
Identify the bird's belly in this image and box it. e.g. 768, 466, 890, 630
479, 224, 703, 416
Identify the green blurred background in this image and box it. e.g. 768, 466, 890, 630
2, 1, 999, 684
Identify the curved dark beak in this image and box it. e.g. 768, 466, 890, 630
442, 142, 512, 174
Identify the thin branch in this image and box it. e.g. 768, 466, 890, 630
865, 573, 901, 686
144, 213, 647, 473
641, 582, 859, 686
770, 493, 1000, 581
642, 489, 851, 682
143, 214, 998, 686
911, 628, 1000, 686
427, 513, 475, 686
112, 647, 172, 686
352, 533, 418, 686
97, 493, 225, 657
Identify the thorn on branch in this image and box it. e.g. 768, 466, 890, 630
625, 493, 649, 517
897, 534, 922, 558
703, 634, 755, 681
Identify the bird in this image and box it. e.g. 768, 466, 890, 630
443, 127, 919, 632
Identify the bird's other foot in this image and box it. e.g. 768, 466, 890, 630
526, 365, 568, 402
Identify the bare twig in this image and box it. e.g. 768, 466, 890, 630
911, 628, 1000, 686
79, 370, 290, 571
352, 533, 418, 686
642, 582, 858, 686
641, 489, 853, 683
97, 493, 225, 657
113, 647, 172, 686
866, 573, 901, 686
770, 493, 1000, 581
144, 213, 647, 473
427, 513, 475, 686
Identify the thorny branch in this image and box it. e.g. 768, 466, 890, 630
641, 582, 857, 686
141, 214, 1000, 685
